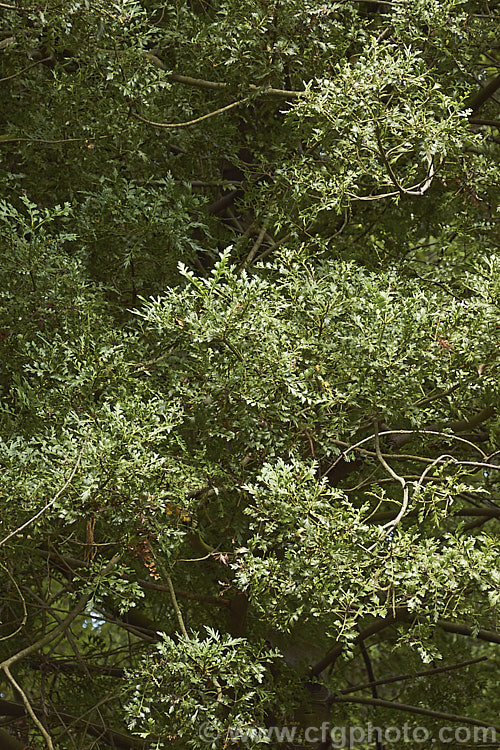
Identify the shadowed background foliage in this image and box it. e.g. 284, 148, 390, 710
0, 0, 499, 748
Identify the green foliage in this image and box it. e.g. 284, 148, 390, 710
0, 0, 499, 748
126, 629, 282, 748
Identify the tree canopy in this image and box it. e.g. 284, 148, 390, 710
0, 1, 499, 748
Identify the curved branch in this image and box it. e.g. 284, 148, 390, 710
3, 665, 54, 750
368, 506, 500, 524
324, 429, 490, 481
311, 610, 500, 676
0, 57, 51, 83
132, 96, 249, 129
373, 421, 409, 534
340, 656, 488, 695
0, 554, 120, 670
0, 439, 87, 548
331, 694, 500, 732
143, 54, 304, 99
388, 406, 495, 450
467, 73, 500, 113
376, 125, 436, 196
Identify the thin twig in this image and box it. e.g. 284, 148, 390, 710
376, 124, 436, 196
3, 665, 54, 750
327, 428, 487, 473
242, 219, 268, 268
154, 557, 189, 638
139, 579, 231, 608
331, 694, 500, 732
0, 554, 120, 671
357, 629, 383, 750
324, 438, 492, 474
0, 439, 87, 548
154, 555, 223, 702
367, 507, 500, 524
0, 2, 34, 9
165, 572, 189, 638
341, 656, 488, 694
0, 562, 27, 641
132, 96, 250, 129
416, 453, 455, 490
143, 54, 304, 99
0, 134, 112, 145
371, 421, 409, 541
0, 57, 51, 83
254, 231, 292, 263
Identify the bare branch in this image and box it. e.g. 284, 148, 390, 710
132, 96, 250, 129
341, 656, 488, 694
0, 57, 51, 83
3, 665, 54, 750
143, 54, 304, 99
310, 616, 397, 676
162, 568, 189, 639
311, 611, 500, 677
0, 3, 33, 10
467, 73, 500, 113
242, 219, 269, 269
469, 118, 500, 128
372, 421, 409, 536
0, 554, 120, 671
332, 694, 500, 732
139, 579, 231, 608
0, 439, 87, 548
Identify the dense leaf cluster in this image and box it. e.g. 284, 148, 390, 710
0, 0, 499, 748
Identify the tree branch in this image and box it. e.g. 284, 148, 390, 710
0, 57, 51, 83
340, 656, 488, 695
0, 697, 149, 750
387, 406, 495, 450
331, 694, 500, 732
3, 665, 54, 750
0, 440, 87, 548
139, 579, 231, 608
469, 118, 500, 127
310, 616, 397, 676
0, 554, 120, 671
372, 421, 409, 535
0, 3, 33, 10
368, 506, 500, 524
143, 54, 304, 99
467, 74, 500, 113
357, 631, 383, 750
132, 96, 249, 129
311, 610, 500, 677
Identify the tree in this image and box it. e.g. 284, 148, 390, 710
0, 0, 499, 748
